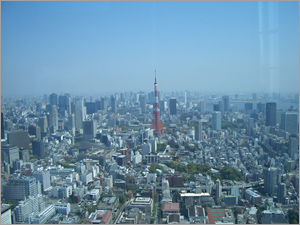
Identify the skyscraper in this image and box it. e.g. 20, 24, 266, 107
83, 120, 97, 141
289, 137, 298, 160
1, 111, 5, 139
49, 105, 58, 132
58, 94, 70, 116
216, 179, 222, 200
277, 183, 286, 204
49, 93, 58, 106
38, 116, 48, 137
194, 120, 202, 141
111, 95, 117, 113
281, 112, 298, 135
266, 102, 277, 126
75, 98, 85, 129
139, 94, 147, 113
28, 125, 41, 141
212, 111, 221, 131
263, 167, 277, 196
222, 95, 229, 113
32, 139, 45, 159
7, 130, 30, 149
159, 100, 166, 114
170, 98, 177, 115
1, 145, 20, 167
101, 97, 108, 112
198, 101, 205, 114
257, 102, 265, 113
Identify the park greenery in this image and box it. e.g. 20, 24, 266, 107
164, 162, 245, 182
149, 163, 164, 174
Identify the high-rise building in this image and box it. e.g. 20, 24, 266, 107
216, 179, 222, 200
289, 137, 298, 161
198, 101, 205, 114
99, 155, 106, 168
7, 130, 30, 149
49, 105, 58, 132
43, 94, 48, 104
28, 125, 41, 141
83, 120, 97, 141
38, 116, 48, 134
266, 102, 277, 126
139, 94, 147, 113
75, 98, 85, 129
212, 111, 221, 131
14, 194, 43, 223
159, 100, 166, 114
194, 120, 202, 141
49, 93, 58, 106
1, 111, 5, 139
252, 93, 257, 100
101, 97, 108, 112
32, 139, 45, 159
58, 94, 71, 116
1, 204, 12, 224
281, 112, 298, 135
257, 102, 265, 113
222, 95, 229, 113
263, 167, 277, 196
277, 183, 286, 204
111, 95, 117, 113
245, 102, 253, 111
170, 98, 177, 115
85, 102, 97, 114
1, 145, 20, 166
32, 170, 51, 192
9, 175, 37, 198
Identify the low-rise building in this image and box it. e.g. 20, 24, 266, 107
188, 205, 206, 223
127, 197, 153, 216
162, 203, 180, 218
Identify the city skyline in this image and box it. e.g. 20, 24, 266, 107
1, 1, 299, 97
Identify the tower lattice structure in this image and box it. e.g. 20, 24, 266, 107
151, 71, 168, 136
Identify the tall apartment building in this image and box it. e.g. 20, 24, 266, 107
75, 98, 85, 130
194, 120, 202, 141
139, 94, 147, 113
212, 111, 221, 131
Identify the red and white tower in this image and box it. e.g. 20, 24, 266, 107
151, 70, 168, 136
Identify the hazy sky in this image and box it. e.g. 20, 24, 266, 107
1, 1, 299, 97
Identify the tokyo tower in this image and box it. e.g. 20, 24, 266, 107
151, 70, 168, 136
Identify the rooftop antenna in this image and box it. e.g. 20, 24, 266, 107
155, 69, 157, 84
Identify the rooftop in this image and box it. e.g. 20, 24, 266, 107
163, 203, 180, 212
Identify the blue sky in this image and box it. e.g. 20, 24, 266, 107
1, 1, 299, 97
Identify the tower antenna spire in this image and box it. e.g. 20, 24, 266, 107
151, 69, 167, 136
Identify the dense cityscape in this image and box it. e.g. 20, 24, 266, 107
1, 76, 299, 224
